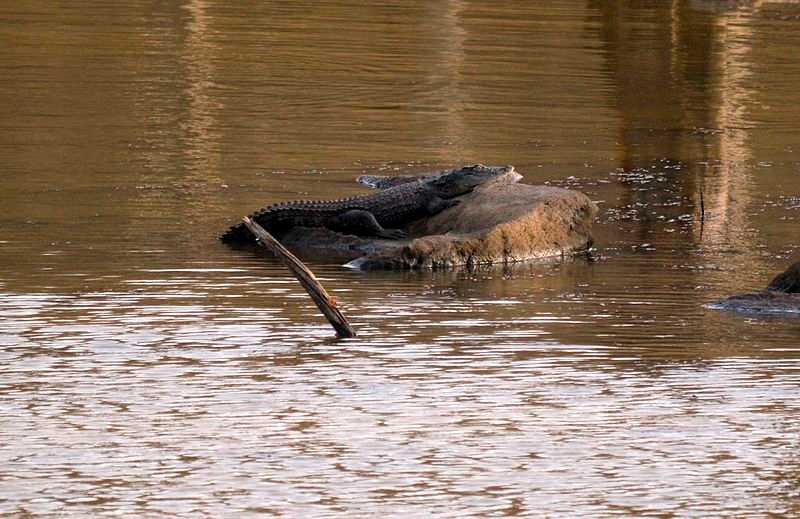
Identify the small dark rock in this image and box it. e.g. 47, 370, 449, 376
767, 261, 800, 293
710, 261, 800, 315
709, 291, 800, 315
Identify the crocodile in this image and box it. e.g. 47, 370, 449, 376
356, 172, 439, 190
220, 164, 519, 243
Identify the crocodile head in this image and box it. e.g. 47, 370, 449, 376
428, 164, 520, 198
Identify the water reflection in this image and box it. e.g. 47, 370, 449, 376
700, 1, 757, 251
585, 0, 800, 292
433, 0, 468, 163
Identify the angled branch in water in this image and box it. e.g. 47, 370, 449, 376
242, 217, 356, 339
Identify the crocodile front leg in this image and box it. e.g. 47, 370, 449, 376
328, 210, 407, 240
426, 196, 460, 215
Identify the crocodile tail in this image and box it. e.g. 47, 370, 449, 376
220, 203, 279, 243
219, 221, 253, 243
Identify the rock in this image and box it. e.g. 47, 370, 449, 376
709, 261, 800, 315
767, 261, 800, 293
708, 291, 800, 315
279, 179, 597, 270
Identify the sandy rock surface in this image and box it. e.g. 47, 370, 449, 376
278, 179, 597, 270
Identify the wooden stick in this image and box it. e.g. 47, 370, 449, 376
242, 217, 356, 338
699, 186, 705, 237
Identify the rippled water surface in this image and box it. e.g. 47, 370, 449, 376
3, 1, 800, 516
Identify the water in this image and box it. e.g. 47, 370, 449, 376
2, 1, 800, 516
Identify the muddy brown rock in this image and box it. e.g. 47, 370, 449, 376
279, 179, 597, 270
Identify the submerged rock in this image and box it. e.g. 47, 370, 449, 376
710, 261, 800, 315
708, 291, 800, 315
278, 178, 597, 270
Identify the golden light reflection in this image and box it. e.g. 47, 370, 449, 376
437, 0, 469, 164
182, 0, 223, 185
694, 3, 757, 249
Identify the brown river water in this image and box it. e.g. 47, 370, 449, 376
2, 1, 800, 517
